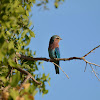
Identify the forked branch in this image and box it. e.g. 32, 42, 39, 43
12, 66, 41, 85
16, 45, 100, 80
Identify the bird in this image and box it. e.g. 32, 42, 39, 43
48, 35, 62, 74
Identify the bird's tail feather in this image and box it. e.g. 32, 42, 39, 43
54, 61, 59, 74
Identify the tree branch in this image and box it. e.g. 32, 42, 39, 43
52, 62, 69, 79
16, 53, 100, 69
16, 45, 100, 80
83, 45, 100, 57
11, 66, 41, 85
16, 52, 83, 62
90, 64, 100, 81
82, 58, 100, 67
18, 75, 30, 92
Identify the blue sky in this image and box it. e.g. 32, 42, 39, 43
29, 0, 100, 100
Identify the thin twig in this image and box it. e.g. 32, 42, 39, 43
19, 75, 30, 92
3, 85, 10, 92
82, 58, 100, 67
6, 68, 13, 79
84, 62, 87, 72
83, 45, 100, 57
52, 62, 69, 79
90, 64, 100, 81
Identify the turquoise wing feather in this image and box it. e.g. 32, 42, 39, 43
55, 47, 60, 74
55, 47, 60, 58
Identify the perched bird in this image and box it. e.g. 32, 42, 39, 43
48, 35, 62, 74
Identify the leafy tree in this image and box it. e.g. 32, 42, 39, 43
0, 0, 64, 99
0, 0, 100, 99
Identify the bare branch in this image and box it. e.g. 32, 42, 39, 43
84, 62, 87, 72
52, 62, 69, 79
16, 52, 83, 62
17, 52, 100, 68
90, 64, 100, 81
16, 47, 100, 80
83, 45, 100, 57
82, 58, 100, 67
16, 44, 100, 62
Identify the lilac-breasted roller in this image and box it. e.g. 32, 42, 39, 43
48, 35, 62, 74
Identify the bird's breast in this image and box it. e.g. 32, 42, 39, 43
49, 42, 59, 49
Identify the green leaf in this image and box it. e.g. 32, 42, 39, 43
11, 71, 21, 87
0, 50, 4, 61
47, 81, 50, 86
28, 22, 32, 27
21, 30, 28, 38
42, 73, 45, 78
42, 65, 44, 70
26, 10, 29, 16
8, 41, 14, 49
8, 59, 16, 67
54, 2, 58, 8
0, 77, 7, 83
26, 39, 30, 46
2, 15, 8, 20
46, 73, 49, 79
30, 31, 35, 37
33, 90, 38, 96
24, 95, 29, 100
6, 31, 10, 36
23, 15, 28, 19
10, 89, 19, 100
37, 3, 42, 6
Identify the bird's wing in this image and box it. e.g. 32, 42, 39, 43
48, 48, 56, 58
55, 47, 60, 58
55, 47, 60, 74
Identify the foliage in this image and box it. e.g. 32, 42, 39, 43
0, 0, 64, 99
36, 0, 64, 9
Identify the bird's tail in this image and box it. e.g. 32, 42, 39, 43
54, 61, 59, 74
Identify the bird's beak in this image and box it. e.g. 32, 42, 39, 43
60, 38, 62, 40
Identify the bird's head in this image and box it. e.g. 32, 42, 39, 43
49, 35, 62, 44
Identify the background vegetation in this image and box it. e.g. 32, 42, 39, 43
0, 0, 64, 99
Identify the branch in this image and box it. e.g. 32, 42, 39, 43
10, 66, 41, 85
18, 75, 30, 92
16, 44, 100, 80
52, 62, 69, 79
83, 45, 100, 57
6, 67, 13, 79
84, 62, 87, 72
82, 58, 100, 67
90, 64, 100, 81
6, 39, 100, 80
16, 52, 83, 62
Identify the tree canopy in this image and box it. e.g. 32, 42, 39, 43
0, 0, 65, 99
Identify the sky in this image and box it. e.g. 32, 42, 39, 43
29, 0, 100, 100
